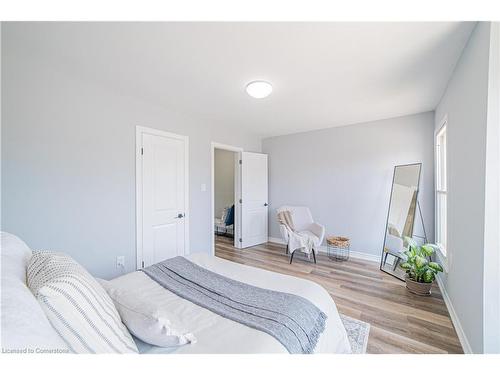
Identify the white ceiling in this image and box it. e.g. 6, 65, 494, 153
6, 22, 476, 138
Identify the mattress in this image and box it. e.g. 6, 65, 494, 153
108, 253, 351, 354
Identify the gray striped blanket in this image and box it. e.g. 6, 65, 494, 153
141, 256, 327, 354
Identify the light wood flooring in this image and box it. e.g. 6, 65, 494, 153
214, 235, 463, 354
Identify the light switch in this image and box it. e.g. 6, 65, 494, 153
201, 183, 207, 192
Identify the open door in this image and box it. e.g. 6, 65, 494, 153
240, 152, 268, 248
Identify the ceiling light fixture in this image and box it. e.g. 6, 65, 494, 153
245, 80, 273, 99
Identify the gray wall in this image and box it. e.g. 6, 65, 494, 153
1, 28, 261, 279
262, 112, 435, 258
434, 22, 492, 353
214, 149, 235, 216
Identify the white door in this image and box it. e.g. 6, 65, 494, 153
139, 130, 187, 267
240, 152, 268, 248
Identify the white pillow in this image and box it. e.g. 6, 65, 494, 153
1, 232, 69, 353
1, 231, 32, 281
99, 279, 196, 348
27, 251, 138, 354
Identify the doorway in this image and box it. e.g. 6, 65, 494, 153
211, 143, 242, 254
211, 143, 269, 256
136, 126, 189, 269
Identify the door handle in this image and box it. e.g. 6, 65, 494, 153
176, 213, 184, 219
264, 203, 268, 207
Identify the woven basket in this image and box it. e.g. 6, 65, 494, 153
326, 236, 350, 249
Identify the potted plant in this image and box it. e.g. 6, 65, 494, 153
400, 238, 444, 296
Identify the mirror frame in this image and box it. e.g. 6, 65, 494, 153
379, 162, 422, 281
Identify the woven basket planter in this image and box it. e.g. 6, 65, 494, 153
405, 277, 432, 296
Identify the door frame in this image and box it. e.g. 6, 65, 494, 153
211, 142, 243, 255
136, 126, 190, 270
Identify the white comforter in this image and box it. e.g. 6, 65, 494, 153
108, 253, 351, 354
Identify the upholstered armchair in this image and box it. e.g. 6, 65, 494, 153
276, 206, 325, 263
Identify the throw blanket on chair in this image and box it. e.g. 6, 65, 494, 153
277, 211, 314, 255
142, 256, 327, 354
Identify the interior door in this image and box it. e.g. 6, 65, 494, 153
241, 152, 268, 248
141, 132, 186, 267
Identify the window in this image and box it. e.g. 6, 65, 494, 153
435, 121, 447, 256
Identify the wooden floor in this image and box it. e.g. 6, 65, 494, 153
215, 235, 463, 354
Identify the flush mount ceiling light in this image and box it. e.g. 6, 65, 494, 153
245, 80, 273, 99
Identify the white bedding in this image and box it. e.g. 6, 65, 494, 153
107, 253, 351, 354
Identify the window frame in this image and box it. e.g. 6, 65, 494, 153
435, 116, 448, 271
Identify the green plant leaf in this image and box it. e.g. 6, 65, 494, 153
416, 268, 427, 279
428, 262, 443, 272
400, 262, 412, 270
415, 255, 428, 268
421, 245, 435, 256
423, 269, 435, 283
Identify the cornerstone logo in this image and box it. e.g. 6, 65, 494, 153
2, 347, 70, 354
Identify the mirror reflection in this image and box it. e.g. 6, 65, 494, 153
380, 163, 422, 280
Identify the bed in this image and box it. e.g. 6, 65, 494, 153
114, 253, 351, 354
1, 232, 352, 354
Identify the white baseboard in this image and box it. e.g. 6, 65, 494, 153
268, 236, 286, 245
436, 275, 473, 354
267, 237, 380, 263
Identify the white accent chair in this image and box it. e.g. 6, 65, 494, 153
276, 206, 325, 264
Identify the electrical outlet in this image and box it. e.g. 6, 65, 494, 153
116, 256, 125, 269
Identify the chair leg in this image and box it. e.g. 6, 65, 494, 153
286, 244, 289, 254
289, 251, 295, 264
312, 249, 317, 264
393, 257, 400, 271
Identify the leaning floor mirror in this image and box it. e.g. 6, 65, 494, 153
380, 163, 422, 280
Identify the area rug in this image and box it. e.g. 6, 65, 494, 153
340, 314, 370, 354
